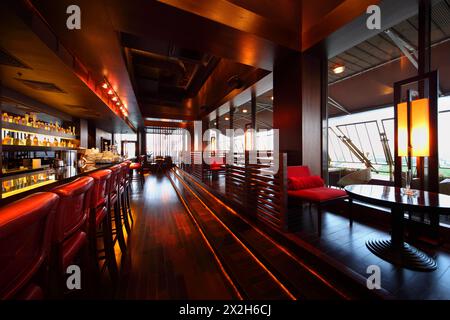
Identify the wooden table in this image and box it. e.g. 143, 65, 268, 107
345, 184, 450, 271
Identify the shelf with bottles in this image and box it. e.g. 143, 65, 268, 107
1, 128, 79, 150
1, 168, 57, 199
1, 112, 77, 137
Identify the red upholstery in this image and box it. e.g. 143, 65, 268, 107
288, 187, 347, 203
287, 166, 311, 178
288, 176, 324, 190
52, 177, 93, 272
129, 163, 141, 170
108, 165, 122, 204
89, 169, 112, 210
287, 166, 347, 204
52, 177, 94, 243
0, 192, 59, 299
16, 284, 44, 300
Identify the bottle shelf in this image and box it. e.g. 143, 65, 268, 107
2, 145, 78, 152
1, 121, 77, 139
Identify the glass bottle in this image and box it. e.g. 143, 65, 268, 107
26, 134, 32, 146
33, 135, 38, 146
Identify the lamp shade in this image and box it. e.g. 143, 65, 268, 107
397, 98, 430, 157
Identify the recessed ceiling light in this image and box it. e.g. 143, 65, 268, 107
107, 89, 114, 95
225, 117, 229, 121
270, 96, 274, 100
102, 82, 108, 89
214, 122, 217, 125
112, 96, 118, 101
242, 109, 248, 113
332, 65, 345, 74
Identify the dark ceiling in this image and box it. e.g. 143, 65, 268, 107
328, 0, 450, 116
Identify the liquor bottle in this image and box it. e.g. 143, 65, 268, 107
53, 138, 58, 147
26, 134, 32, 146
33, 135, 38, 146
2, 131, 11, 145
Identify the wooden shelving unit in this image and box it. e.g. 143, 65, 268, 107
1, 121, 77, 139
2, 145, 78, 152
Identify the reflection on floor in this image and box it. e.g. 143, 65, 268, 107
118, 173, 235, 299
288, 205, 450, 299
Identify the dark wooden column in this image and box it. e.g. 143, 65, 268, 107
273, 52, 302, 166
273, 48, 327, 175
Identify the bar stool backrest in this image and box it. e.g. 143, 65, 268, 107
108, 165, 122, 195
0, 192, 59, 299
89, 169, 112, 209
52, 177, 94, 243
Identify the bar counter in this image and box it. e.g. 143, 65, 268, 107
0, 162, 120, 206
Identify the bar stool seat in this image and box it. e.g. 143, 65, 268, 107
129, 162, 141, 170
0, 192, 59, 300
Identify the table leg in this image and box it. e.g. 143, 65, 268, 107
366, 208, 437, 272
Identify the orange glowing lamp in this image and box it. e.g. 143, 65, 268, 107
397, 98, 430, 157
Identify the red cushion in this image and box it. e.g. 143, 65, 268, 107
288, 187, 347, 203
288, 176, 324, 190
62, 231, 87, 269
130, 163, 141, 170
287, 166, 311, 178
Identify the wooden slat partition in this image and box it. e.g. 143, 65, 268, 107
180, 150, 288, 230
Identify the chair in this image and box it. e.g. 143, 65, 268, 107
87, 169, 118, 283
287, 166, 349, 236
337, 168, 372, 188
118, 162, 132, 234
51, 176, 94, 296
130, 155, 145, 187
108, 165, 127, 253
0, 192, 59, 300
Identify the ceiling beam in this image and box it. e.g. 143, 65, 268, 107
384, 29, 418, 69
328, 97, 351, 114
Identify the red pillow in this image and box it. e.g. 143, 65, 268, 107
288, 176, 324, 190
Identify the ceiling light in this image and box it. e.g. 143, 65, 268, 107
332, 65, 345, 74
271, 96, 274, 100
112, 96, 118, 101
116, 101, 121, 106
214, 122, 217, 125
242, 109, 248, 113
102, 82, 108, 89
107, 89, 114, 95
225, 117, 229, 121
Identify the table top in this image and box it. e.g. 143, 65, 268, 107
345, 184, 450, 213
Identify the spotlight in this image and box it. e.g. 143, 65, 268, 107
101, 82, 108, 89
107, 89, 114, 95
332, 64, 345, 74
112, 96, 118, 101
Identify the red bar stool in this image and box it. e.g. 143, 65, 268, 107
0, 192, 59, 300
108, 164, 127, 253
87, 169, 118, 283
118, 162, 132, 234
120, 162, 134, 227
51, 176, 94, 297
130, 155, 145, 188
124, 160, 133, 224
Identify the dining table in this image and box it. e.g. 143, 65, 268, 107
345, 184, 450, 271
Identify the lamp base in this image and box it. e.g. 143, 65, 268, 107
401, 188, 417, 197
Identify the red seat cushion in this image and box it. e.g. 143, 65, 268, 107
288, 187, 347, 203
288, 176, 324, 190
130, 163, 141, 170
62, 231, 87, 269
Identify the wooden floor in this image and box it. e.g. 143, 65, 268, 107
288, 205, 450, 300
117, 173, 236, 299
